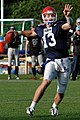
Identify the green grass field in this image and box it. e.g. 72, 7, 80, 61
0, 74, 80, 120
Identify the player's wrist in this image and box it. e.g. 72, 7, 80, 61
65, 17, 73, 24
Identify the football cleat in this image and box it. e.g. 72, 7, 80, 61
34, 76, 37, 80
15, 76, 19, 80
26, 107, 34, 116
8, 75, 11, 80
39, 76, 44, 80
50, 107, 58, 116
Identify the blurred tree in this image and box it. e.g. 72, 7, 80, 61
3, 0, 80, 23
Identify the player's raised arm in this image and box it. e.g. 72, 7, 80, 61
62, 4, 73, 30
20, 29, 37, 37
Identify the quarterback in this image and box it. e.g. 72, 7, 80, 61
21, 4, 73, 116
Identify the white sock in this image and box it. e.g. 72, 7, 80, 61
30, 101, 36, 110
52, 102, 57, 108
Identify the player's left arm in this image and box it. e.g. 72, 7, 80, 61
62, 4, 73, 30
18, 30, 37, 37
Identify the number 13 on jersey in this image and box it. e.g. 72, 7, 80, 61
42, 27, 56, 48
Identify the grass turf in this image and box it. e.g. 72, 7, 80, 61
0, 74, 80, 120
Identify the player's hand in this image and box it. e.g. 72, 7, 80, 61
63, 4, 73, 17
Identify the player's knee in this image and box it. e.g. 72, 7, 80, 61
57, 83, 67, 94
41, 80, 51, 89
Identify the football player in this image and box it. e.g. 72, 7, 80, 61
6, 26, 21, 80
70, 26, 80, 80
25, 26, 44, 80
67, 17, 80, 78
68, 17, 80, 37
21, 4, 73, 116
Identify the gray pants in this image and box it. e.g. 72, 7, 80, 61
31, 54, 43, 67
8, 47, 19, 66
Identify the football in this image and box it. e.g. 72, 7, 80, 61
5, 32, 14, 44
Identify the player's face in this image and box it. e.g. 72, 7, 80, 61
43, 12, 57, 26
42, 6, 57, 25
44, 13, 55, 22
76, 22, 80, 26
76, 30, 80, 35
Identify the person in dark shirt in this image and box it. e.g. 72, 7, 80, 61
6, 26, 21, 80
21, 4, 73, 116
67, 17, 80, 52
71, 25, 80, 80
25, 27, 44, 80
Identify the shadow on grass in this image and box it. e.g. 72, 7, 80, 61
0, 113, 80, 120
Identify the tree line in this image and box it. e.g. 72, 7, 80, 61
1, 0, 80, 23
